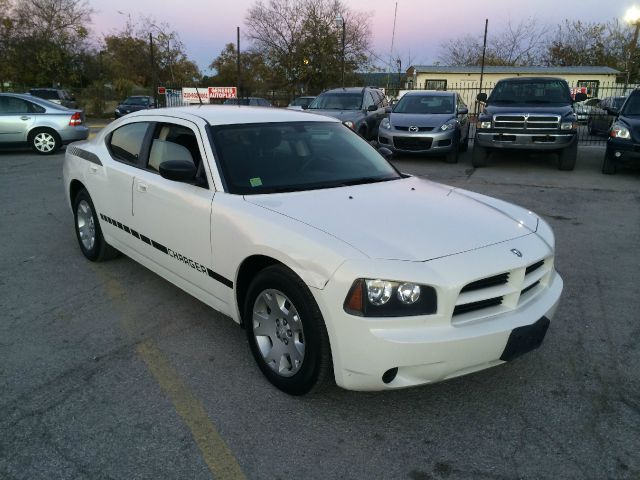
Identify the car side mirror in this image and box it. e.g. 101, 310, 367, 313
458, 107, 469, 115
385, 106, 392, 114
377, 147, 393, 161
367, 105, 377, 112
476, 92, 487, 102
605, 107, 619, 115
301, 104, 309, 110
574, 93, 588, 103
159, 160, 197, 182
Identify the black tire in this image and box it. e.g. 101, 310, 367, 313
29, 128, 61, 155
244, 265, 332, 395
445, 135, 459, 163
459, 129, 469, 152
558, 141, 578, 171
73, 188, 119, 261
471, 142, 488, 167
602, 148, 617, 175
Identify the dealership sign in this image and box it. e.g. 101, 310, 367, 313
180, 86, 237, 104
208, 87, 237, 99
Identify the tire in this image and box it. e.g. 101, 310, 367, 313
459, 130, 469, 152
244, 265, 332, 395
471, 143, 488, 167
558, 141, 578, 171
602, 148, 617, 175
29, 128, 61, 155
73, 188, 119, 261
445, 135, 459, 163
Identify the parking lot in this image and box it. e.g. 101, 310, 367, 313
1, 144, 639, 479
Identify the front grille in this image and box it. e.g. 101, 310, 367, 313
525, 260, 544, 275
395, 126, 433, 132
460, 272, 509, 293
453, 297, 503, 316
493, 114, 560, 130
521, 280, 540, 295
393, 136, 433, 151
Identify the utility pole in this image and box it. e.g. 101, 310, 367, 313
149, 33, 157, 106
341, 20, 346, 88
479, 19, 488, 95
236, 26, 241, 100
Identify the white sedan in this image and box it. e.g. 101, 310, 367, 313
63, 106, 562, 395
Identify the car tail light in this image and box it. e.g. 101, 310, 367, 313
69, 112, 82, 126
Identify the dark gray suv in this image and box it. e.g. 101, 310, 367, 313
306, 87, 387, 140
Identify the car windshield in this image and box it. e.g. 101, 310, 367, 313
622, 95, 640, 115
30, 89, 59, 100
210, 121, 401, 195
224, 98, 252, 105
489, 80, 571, 104
612, 97, 626, 110
291, 97, 315, 107
123, 97, 149, 105
308, 93, 362, 110
393, 95, 455, 114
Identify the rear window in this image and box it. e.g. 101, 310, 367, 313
489, 80, 571, 104
308, 93, 362, 110
30, 89, 59, 100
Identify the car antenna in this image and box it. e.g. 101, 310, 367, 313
196, 86, 203, 106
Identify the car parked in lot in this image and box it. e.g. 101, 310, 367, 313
377, 90, 469, 163
29, 88, 77, 109
287, 96, 316, 110
602, 90, 640, 174
0, 93, 88, 154
588, 96, 626, 136
306, 86, 387, 140
474, 77, 585, 170
115, 96, 155, 118
63, 106, 562, 395
223, 97, 273, 107
573, 97, 600, 123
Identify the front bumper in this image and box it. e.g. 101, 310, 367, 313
476, 131, 576, 150
313, 233, 561, 391
606, 138, 640, 160
378, 127, 457, 154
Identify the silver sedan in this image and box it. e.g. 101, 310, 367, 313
0, 93, 89, 154
378, 91, 470, 163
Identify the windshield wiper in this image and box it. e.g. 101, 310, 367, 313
339, 176, 398, 187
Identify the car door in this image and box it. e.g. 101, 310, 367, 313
131, 119, 218, 298
100, 121, 153, 249
0, 96, 39, 143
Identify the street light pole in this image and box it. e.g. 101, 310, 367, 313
335, 14, 346, 88
149, 33, 157, 106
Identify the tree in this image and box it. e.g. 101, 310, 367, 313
439, 19, 548, 66
208, 43, 273, 95
245, 0, 372, 95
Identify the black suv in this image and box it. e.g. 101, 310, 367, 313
474, 77, 586, 170
306, 87, 387, 140
29, 88, 77, 109
603, 89, 640, 174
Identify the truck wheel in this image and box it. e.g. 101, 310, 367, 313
471, 143, 488, 167
602, 148, 617, 175
558, 142, 578, 171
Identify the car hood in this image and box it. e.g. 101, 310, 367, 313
245, 176, 538, 262
390, 113, 454, 128
117, 104, 148, 111
306, 109, 363, 122
484, 104, 574, 118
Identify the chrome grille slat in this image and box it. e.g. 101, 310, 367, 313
493, 114, 560, 130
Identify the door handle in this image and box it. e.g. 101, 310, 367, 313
20, 116, 31, 121
136, 182, 148, 193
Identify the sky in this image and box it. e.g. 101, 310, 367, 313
90, 0, 634, 74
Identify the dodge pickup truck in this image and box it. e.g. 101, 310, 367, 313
473, 77, 587, 170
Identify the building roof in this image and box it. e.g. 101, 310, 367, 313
409, 65, 621, 75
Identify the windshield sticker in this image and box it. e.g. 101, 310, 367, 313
250, 177, 263, 187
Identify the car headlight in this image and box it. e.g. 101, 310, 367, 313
344, 278, 437, 317
439, 121, 457, 131
477, 120, 492, 129
610, 124, 631, 139
343, 120, 355, 130
560, 121, 577, 130
381, 118, 391, 130
115, 108, 121, 113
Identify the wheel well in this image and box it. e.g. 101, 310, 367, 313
69, 180, 85, 208
235, 255, 282, 327
28, 126, 60, 141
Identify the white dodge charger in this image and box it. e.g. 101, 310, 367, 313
63, 106, 562, 395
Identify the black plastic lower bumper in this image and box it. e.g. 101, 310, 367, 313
500, 316, 550, 362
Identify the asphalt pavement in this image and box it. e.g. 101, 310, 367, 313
1, 144, 639, 480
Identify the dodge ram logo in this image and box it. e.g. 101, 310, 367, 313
511, 248, 523, 257
409, 126, 419, 132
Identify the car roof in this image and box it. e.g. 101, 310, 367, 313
321, 87, 370, 94
403, 90, 454, 97
496, 76, 568, 82
125, 105, 340, 125
0, 92, 73, 110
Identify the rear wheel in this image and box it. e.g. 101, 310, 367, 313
73, 189, 119, 261
557, 141, 578, 171
471, 143, 488, 167
29, 128, 60, 155
244, 265, 332, 395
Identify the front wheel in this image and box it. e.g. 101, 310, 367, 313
558, 141, 578, 171
471, 143, 489, 167
444, 134, 459, 163
244, 265, 332, 395
73, 188, 119, 261
29, 128, 60, 155
602, 148, 617, 174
